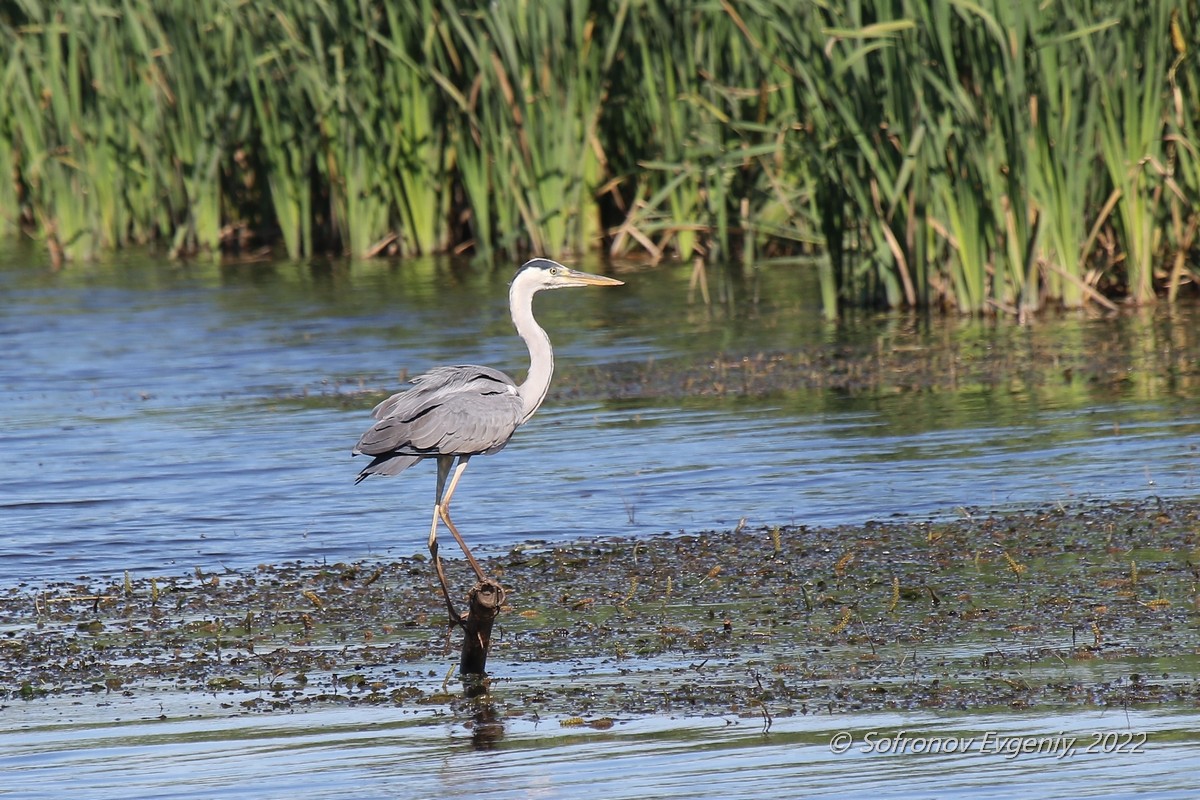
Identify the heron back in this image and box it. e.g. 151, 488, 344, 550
353, 364, 524, 470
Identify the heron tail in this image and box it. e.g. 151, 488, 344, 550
354, 453, 422, 483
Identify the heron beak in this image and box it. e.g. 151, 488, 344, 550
563, 267, 624, 287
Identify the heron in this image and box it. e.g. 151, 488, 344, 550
353, 258, 624, 623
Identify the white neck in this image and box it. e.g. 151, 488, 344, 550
511, 276, 554, 424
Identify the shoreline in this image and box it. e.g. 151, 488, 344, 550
3, 497, 1198, 719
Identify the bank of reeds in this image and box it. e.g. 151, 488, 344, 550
1, 0, 1196, 316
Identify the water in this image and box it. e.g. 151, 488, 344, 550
1, 250, 1198, 585
2, 248, 1200, 797
3, 701, 1198, 799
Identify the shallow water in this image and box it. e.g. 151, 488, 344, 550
4, 699, 1198, 799
1, 248, 1198, 586
3, 247, 1200, 797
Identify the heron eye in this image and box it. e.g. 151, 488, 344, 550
549, 267, 560, 275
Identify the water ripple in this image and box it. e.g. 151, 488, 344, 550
1, 256, 1198, 585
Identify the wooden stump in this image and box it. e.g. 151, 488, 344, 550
459, 578, 506, 689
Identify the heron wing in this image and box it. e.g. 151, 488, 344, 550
354, 365, 523, 459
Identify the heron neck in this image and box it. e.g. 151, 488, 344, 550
511, 280, 553, 424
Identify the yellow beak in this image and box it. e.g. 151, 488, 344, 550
564, 267, 624, 287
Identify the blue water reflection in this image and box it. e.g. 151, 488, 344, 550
1, 251, 1197, 585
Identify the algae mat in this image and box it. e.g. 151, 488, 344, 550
2, 499, 1198, 722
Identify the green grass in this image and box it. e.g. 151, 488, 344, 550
0, 0, 1196, 313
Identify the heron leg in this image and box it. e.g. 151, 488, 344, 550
437, 456, 487, 581
429, 457, 453, 551
430, 535, 462, 626
429, 457, 462, 625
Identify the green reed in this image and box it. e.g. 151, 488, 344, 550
1165, 10, 1200, 304
436, 0, 629, 256
6, 5, 96, 264
612, 1, 803, 265
0, 0, 1195, 313
144, 4, 240, 258
762, 0, 1195, 316
375, 0, 449, 257
238, 3, 315, 260
1081, 2, 1171, 306
1027, 21, 1107, 310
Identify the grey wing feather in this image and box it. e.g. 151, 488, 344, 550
353, 365, 524, 480
353, 454, 421, 482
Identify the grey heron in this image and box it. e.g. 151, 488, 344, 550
353, 258, 624, 622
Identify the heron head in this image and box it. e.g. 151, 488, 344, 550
515, 258, 624, 291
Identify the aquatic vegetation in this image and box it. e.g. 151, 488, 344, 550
1, 1, 1197, 315
2, 499, 1199, 718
